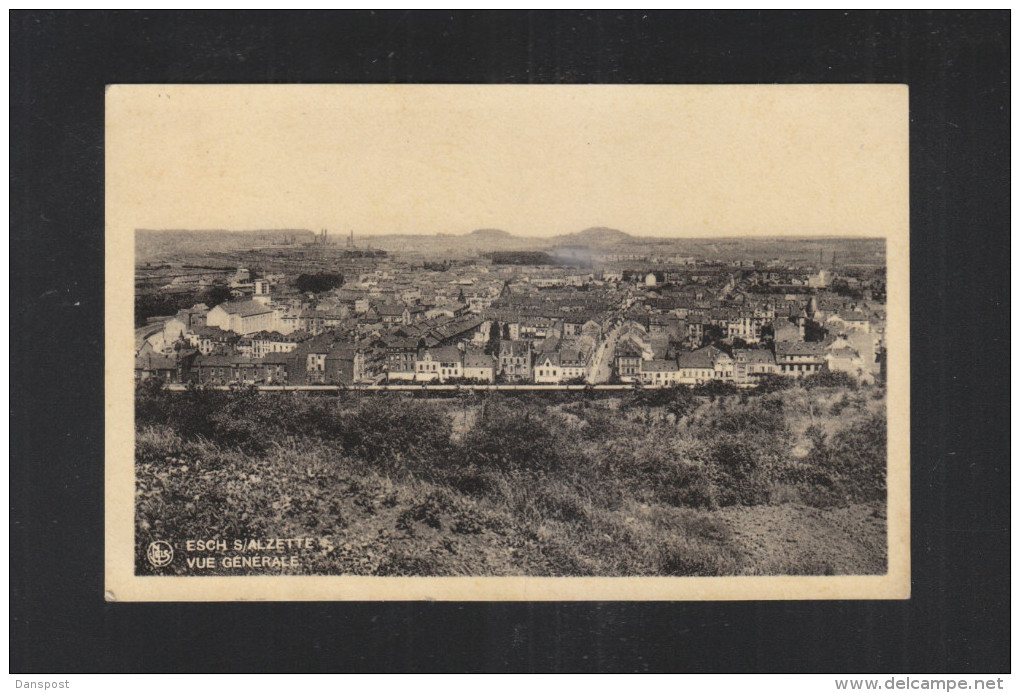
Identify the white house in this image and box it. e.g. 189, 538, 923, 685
676, 346, 727, 384
639, 359, 680, 386
463, 351, 496, 383
415, 346, 463, 382
533, 352, 561, 384
205, 300, 277, 335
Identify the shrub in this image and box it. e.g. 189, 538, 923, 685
439, 462, 505, 498
532, 480, 593, 524
799, 412, 886, 505
339, 397, 453, 476
708, 434, 778, 505
824, 412, 886, 501
135, 424, 184, 463
802, 370, 859, 390
755, 374, 794, 393
395, 491, 454, 534
692, 380, 740, 398
829, 393, 852, 416
619, 386, 697, 421
460, 398, 563, 474
706, 396, 789, 438
604, 434, 719, 509
134, 376, 886, 576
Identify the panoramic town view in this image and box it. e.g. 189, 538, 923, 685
134, 227, 888, 577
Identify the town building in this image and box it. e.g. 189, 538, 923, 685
639, 358, 681, 386
498, 340, 533, 382
416, 346, 464, 382
205, 300, 277, 335
774, 340, 827, 377
676, 346, 727, 384
732, 349, 778, 383
614, 337, 644, 382
463, 351, 497, 383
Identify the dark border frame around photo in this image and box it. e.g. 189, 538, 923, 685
10, 10, 1009, 673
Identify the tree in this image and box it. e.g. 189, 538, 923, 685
485, 321, 501, 355
135, 291, 188, 327
804, 319, 827, 342
700, 324, 725, 347
295, 272, 344, 294
488, 251, 555, 266
755, 374, 793, 393
461, 399, 560, 473
197, 284, 232, 308
666, 386, 697, 420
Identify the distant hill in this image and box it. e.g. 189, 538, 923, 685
553, 227, 634, 246
368, 228, 540, 254
465, 228, 514, 240
135, 226, 884, 268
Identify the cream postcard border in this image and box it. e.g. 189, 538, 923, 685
104, 84, 910, 601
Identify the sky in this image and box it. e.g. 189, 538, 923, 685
106, 84, 908, 239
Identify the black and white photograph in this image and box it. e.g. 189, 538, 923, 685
13, 9, 1009, 676
106, 85, 909, 599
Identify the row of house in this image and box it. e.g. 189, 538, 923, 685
617, 334, 877, 386
138, 330, 606, 386
137, 337, 368, 387
389, 334, 597, 384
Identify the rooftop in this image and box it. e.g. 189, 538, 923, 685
215, 300, 274, 317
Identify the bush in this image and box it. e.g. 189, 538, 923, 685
135, 424, 184, 463
621, 385, 696, 417
824, 412, 886, 501
340, 397, 453, 476
651, 459, 719, 509
829, 393, 852, 415
692, 380, 739, 397
802, 370, 859, 390
799, 412, 886, 505
708, 434, 781, 505
706, 396, 789, 438
685, 397, 793, 505
439, 462, 504, 498
396, 491, 452, 534
460, 398, 563, 474
755, 374, 794, 393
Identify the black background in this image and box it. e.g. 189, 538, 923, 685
10, 11, 1010, 673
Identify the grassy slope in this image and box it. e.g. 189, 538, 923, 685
136, 384, 887, 577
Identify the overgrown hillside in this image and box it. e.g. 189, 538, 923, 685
135, 378, 887, 576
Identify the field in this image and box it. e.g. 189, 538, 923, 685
135, 376, 887, 577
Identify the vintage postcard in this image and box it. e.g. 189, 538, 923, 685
105, 84, 909, 601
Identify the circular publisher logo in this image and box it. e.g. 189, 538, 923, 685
147, 541, 174, 567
